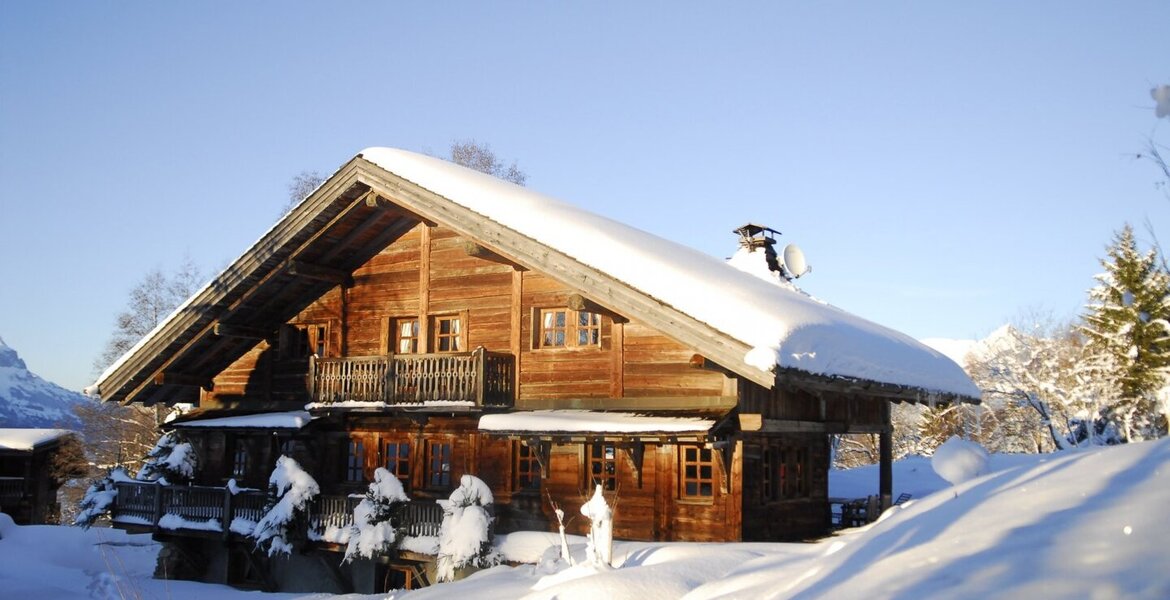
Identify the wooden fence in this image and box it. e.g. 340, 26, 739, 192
311, 347, 513, 407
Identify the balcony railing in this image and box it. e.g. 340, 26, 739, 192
110, 481, 443, 541
310, 347, 513, 407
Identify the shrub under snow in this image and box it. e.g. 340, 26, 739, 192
343, 467, 409, 563
932, 436, 990, 486
251, 456, 320, 556
580, 484, 614, 567
435, 474, 499, 582
136, 431, 197, 485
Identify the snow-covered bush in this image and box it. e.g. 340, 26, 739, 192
251, 456, 320, 556
435, 474, 499, 582
73, 467, 131, 529
580, 484, 613, 567
136, 431, 197, 485
343, 467, 409, 563
932, 436, 989, 486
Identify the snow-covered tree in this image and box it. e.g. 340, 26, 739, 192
251, 456, 320, 556
343, 467, 409, 563
136, 431, 197, 484
435, 474, 499, 582
73, 467, 131, 529
1083, 224, 1170, 440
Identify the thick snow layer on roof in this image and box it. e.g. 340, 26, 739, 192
0, 428, 72, 451
171, 411, 313, 429
361, 148, 979, 399
479, 410, 716, 434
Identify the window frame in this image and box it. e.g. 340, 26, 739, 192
513, 441, 541, 493
345, 439, 366, 484
536, 308, 603, 349
679, 445, 716, 501
391, 317, 421, 354
382, 438, 412, 490
588, 443, 618, 492
425, 439, 453, 490
430, 314, 466, 353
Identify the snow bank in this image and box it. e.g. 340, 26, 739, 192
172, 410, 313, 429
931, 435, 990, 486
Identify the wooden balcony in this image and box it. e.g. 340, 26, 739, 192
310, 347, 513, 407
110, 481, 443, 541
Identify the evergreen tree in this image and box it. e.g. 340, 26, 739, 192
1082, 224, 1170, 440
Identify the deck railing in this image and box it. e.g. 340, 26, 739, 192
310, 347, 513, 407
0, 477, 25, 505
110, 481, 444, 542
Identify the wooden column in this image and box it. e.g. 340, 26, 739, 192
609, 321, 624, 398
510, 270, 523, 399
879, 400, 892, 511
418, 225, 432, 352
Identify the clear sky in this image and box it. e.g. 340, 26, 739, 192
1, 2, 1167, 392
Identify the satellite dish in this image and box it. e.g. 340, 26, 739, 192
782, 244, 809, 279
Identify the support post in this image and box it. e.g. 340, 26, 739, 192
879, 401, 892, 512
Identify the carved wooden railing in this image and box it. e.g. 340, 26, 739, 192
310, 347, 513, 407
110, 481, 444, 541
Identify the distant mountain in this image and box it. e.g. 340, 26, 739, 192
921, 325, 1017, 370
0, 336, 84, 428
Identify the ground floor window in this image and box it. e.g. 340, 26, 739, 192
680, 445, 715, 499
762, 442, 811, 500
426, 440, 452, 489
384, 439, 411, 489
589, 443, 617, 491
514, 442, 541, 492
346, 439, 366, 484
231, 446, 248, 479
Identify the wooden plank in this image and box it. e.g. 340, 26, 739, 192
610, 321, 624, 398
288, 260, 354, 287
212, 323, 272, 341
418, 225, 431, 352
511, 270, 523, 399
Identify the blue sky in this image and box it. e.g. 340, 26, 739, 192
1, 2, 1167, 392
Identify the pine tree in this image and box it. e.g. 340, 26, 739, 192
1082, 224, 1170, 440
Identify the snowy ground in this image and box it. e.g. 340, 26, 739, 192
3, 439, 1168, 599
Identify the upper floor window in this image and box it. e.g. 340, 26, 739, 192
431, 315, 463, 352
680, 445, 715, 499
538, 309, 602, 348
393, 318, 420, 354
589, 443, 617, 491
281, 322, 330, 359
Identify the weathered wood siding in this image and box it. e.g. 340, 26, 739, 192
740, 432, 831, 541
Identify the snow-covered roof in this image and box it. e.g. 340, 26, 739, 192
170, 411, 314, 430
360, 148, 980, 400
0, 428, 74, 452
479, 410, 717, 434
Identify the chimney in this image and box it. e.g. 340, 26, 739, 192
733, 223, 782, 273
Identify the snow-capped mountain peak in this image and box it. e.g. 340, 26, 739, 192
0, 335, 84, 428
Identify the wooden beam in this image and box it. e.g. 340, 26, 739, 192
212, 323, 272, 341
758, 418, 846, 434
566, 293, 628, 323
538, 395, 737, 411
153, 372, 213, 390
462, 241, 526, 270
288, 260, 354, 287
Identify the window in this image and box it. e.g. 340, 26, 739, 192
232, 446, 248, 479
431, 316, 463, 352
764, 443, 812, 500
426, 440, 452, 488
680, 446, 715, 499
393, 318, 420, 354
346, 440, 366, 484
281, 322, 330, 359
383, 440, 411, 489
538, 309, 602, 348
589, 443, 617, 491
514, 442, 541, 492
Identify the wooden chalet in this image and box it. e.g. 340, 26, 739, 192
0, 429, 80, 525
90, 148, 979, 592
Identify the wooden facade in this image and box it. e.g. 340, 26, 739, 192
94, 151, 977, 591
0, 430, 81, 525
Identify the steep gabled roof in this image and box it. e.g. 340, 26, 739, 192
91, 148, 979, 406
